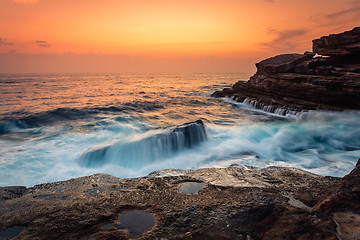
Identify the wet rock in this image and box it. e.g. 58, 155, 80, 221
117, 210, 155, 238
333, 212, 360, 240
305, 158, 360, 240
0, 226, 25, 239
0, 164, 347, 239
178, 182, 206, 194
314, 158, 360, 214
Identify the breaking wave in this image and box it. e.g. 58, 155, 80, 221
0, 102, 165, 134
1, 73, 360, 187
79, 120, 208, 168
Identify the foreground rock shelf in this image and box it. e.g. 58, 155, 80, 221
212, 27, 360, 112
1, 161, 360, 239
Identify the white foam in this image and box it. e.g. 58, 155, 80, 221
1, 109, 360, 187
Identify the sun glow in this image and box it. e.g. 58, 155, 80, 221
0, 0, 359, 73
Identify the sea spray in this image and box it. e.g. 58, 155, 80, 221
1, 73, 359, 187
79, 120, 208, 168
202, 111, 360, 177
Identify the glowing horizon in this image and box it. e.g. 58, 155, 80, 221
0, 0, 359, 73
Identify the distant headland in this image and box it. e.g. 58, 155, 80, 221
212, 27, 360, 113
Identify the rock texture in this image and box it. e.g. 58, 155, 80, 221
212, 27, 360, 112
3, 161, 360, 239
313, 27, 360, 57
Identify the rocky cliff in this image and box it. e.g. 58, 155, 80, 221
212, 27, 360, 113
2, 161, 360, 239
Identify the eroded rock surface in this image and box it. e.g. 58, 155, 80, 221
1, 163, 354, 240
212, 27, 360, 112
313, 27, 360, 57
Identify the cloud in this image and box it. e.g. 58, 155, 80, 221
0, 37, 14, 46
326, 6, 360, 19
312, 1, 360, 31
13, 0, 38, 4
35, 40, 50, 48
260, 28, 309, 52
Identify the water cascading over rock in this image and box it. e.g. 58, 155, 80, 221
79, 120, 207, 168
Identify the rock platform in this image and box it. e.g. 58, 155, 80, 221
2, 161, 360, 239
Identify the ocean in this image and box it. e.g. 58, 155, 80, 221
1, 73, 360, 187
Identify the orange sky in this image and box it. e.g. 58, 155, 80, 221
0, 0, 359, 73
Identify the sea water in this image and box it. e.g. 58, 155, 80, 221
0, 73, 359, 187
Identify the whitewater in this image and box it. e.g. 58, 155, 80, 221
1, 73, 360, 187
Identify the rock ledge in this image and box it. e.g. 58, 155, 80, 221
1, 162, 360, 239
212, 27, 360, 113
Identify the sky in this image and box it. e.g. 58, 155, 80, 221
0, 0, 359, 73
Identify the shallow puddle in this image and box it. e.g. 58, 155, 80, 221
0, 226, 25, 239
34, 194, 56, 200
102, 223, 114, 231
88, 234, 96, 240
117, 210, 155, 238
178, 181, 206, 194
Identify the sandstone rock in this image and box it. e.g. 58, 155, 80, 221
0, 165, 342, 239
0, 186, 26, 200
294, 57, 333, 74
1, 161, 359, 239
311, 158, 360, 240
333, 212, 360, 240
255, 53, 314, 74
313, 27, 360, 58
314, 158, 360, 214
212, 27, 360, 112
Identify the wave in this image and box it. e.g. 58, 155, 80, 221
0, 99, 170, 134
242, 98, 300, 116
0, 108, 92, 134
0, 102, 164, 134
78, 120, 208, 168
1, 109, 360, 187
203, 110, 360, 176
223, 97, 360, 123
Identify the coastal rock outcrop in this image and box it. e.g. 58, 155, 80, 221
313, 27, 360, 57
3, 162, 360, 239
212, 27, 360, 113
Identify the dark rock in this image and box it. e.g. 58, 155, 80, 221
255, 53, 314, 75
315, 158, 360, 214
310, 158, 360, 239
0, 186, 27, 200
212, 27, 360, 112
210, 90, 224, 98
211, 88, 234, 98
294, 57, 333, 74
313, 27, 360, 58
0, 226, 26, 239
